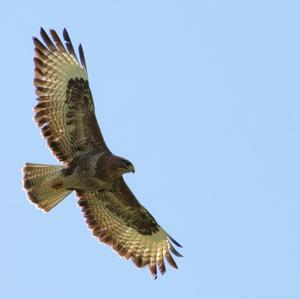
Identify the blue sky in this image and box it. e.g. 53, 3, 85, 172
1, 1, 300, 298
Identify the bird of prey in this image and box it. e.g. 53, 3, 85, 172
22, 28, 182, 278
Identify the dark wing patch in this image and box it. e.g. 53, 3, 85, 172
33, 28, 109, 164
77, 178, 182, 278
99, 180, 159, 235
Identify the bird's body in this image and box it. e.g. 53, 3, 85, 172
23, 28, 182, 278
58, 153, 109, 191
61, 152, 124, 190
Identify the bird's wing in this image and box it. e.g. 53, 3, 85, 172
77, 177, 182, 278
33, 28, 109, 164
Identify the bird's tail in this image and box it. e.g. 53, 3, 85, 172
22, 162, 72, 212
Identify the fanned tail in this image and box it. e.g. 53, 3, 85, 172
22, 163, 72, 212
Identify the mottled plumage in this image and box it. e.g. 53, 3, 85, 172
23, 28, 182, 278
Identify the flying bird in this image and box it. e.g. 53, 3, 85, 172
22, 28, 182, 278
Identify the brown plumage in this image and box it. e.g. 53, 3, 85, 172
23, 28, 182, 278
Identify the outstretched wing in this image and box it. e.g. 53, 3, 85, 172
77, 178, 182, 278
33, 28, 109, 164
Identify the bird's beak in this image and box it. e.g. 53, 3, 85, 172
130, 165, 135, 173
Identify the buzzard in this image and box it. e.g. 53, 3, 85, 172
23, 28, 182, 278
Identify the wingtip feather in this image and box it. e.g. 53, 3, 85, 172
78, 43, 87, 71
168, 234, 183, 248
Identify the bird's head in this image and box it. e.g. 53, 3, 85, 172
96, 154, 135, 182
115, 156, 135, 175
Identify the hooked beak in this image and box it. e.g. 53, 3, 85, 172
130, 165, 135, 173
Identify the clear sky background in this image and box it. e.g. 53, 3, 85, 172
1, 1, 299, 298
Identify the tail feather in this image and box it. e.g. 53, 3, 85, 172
23, 163, 72, 212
